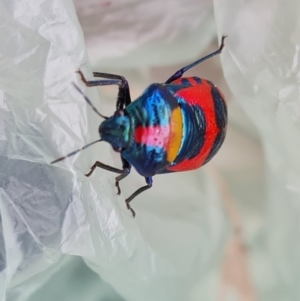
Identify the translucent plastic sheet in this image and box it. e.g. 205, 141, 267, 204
0, 1, 227, 301
1, 0, 299, 301
214, 1, 300, 300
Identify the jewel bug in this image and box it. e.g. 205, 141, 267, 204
51, 36, 227, 217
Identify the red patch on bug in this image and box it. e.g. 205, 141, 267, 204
172, 77, 199, 86
167, 80, 219, 172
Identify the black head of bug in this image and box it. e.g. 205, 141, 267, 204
99, 109, 130, 152
51, 84, 131, 164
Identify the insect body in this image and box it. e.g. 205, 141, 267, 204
51, 36, 227, 217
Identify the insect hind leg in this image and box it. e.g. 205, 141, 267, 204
125, 177, 153, 217
165, 36, 227, 84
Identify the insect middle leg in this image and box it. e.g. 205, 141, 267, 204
77, 70, 131, 110
85, 157, 131, 193
165, 36, 227, 84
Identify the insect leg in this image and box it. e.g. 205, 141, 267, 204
85, 161, 124, 177
165, 36, 227, 84
77, 70, 131, 110
85, 159, 131, 194
125, 177, 153, 217
115, 157, 131, 195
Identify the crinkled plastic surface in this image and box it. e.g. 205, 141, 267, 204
214, 0, 300, 300
73, 0, 216, 69
1, 0, 299, 300
0, 1, 227, 301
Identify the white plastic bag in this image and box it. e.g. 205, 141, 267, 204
0, 1, 228, 301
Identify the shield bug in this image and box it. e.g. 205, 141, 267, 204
51, 36, 227, 217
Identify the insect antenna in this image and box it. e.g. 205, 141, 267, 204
72, 82, 108, 120
51, 139, 102, 164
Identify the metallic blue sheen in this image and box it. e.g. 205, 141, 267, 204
121, 84, 178, 176
99, 114, 130, 150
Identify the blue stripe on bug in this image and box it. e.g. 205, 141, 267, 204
207, 82, 227, 130
122, 84, 180, 176
193, 77, 202, 84
165, 77, 203, 88
180, 78, 190, 85
202, 84, 227, 165
132, 84, 178, 127
176, 99, 206, 160
203, 130, 226, 165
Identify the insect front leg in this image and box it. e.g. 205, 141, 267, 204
77, 70, 131, 110
125, 177, 153, 217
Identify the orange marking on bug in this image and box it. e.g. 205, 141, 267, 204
167, 80, 219, 171
166, 106, 182, 162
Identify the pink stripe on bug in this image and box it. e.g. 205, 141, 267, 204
134, 125, 170, 149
